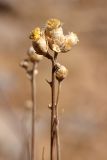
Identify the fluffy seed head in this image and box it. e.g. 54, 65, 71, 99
51, 27, 63, 38
66, 32, 79, 45
46, 27, 65, 53
61, 32, 79, 53
29, 19, 79, 55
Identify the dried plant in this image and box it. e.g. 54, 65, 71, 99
28, 18, 79, 160
21, 18, 79, 160
20, 46, 43, 160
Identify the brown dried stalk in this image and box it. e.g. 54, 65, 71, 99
50, 57, 56, 160
31, 62, 38, 160
55, 81, 61, 160
50, 52, 61, 160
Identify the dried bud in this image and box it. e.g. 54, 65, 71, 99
27, 46, 43, 62
20, 59, 29, 70
29, 27, 48, 56
50, 27, 63, 38
55, 63, 68, 81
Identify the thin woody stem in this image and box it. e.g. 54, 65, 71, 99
31, 62, 38, 160
50, 52, 60, 160
56, 81, 61, 107
55, 81, 61, 160
50, 58, 56, 160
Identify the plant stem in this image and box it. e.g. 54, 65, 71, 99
31, 62, 37, 160
50, 51, 60, 160
50, 58, 56, 160
55, 81, 61, 160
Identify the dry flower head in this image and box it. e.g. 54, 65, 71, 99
29, 18, 79, 55
29, 28, 48, 55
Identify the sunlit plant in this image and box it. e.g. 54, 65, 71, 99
21, 18, 79, 160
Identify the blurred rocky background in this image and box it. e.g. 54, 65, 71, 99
0, 0, 107, 159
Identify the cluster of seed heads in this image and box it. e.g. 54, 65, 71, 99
21, 18, 79, 81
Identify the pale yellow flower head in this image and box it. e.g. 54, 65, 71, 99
46, 18, 62, 30
29, 27, 41, 41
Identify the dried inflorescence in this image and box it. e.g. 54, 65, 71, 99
29, 18, 79, 55
20, 46, 43, 80
29, 18, 79, 81
21, 18, 79, 160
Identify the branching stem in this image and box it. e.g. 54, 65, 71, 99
50, 52, 61, 160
